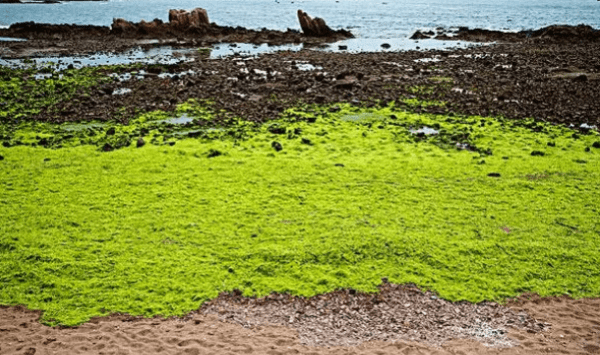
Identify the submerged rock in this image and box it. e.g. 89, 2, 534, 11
410, 31, 432, 40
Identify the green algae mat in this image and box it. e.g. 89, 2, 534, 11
1, 102, 600, 326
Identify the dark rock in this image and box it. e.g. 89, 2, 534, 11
136, 137, 145, 148
268, 125, 286, 134
410, 30, 432, 40
333, 76, 357, 90
102, 143, 114, 152
297, 10, 333, 37
207, 149, 222, 157
338, 45, 348, 50
381, 43, 391, 49
271, 141, 283, 152
487, 173, 501, 177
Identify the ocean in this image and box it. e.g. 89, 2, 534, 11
1, 0, 599, 40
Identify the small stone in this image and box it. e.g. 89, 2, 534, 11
338, 45, 348, 50
487, 172, 501, 177
271, 141, 283, 152
136, 137, 145, 148
207, 149, 222, 158
381, 43, 391, 49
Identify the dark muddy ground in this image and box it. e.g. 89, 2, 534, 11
7, 41, 597, 129
1, 24, 599, 129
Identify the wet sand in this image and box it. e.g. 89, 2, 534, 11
1, 291, 599, 355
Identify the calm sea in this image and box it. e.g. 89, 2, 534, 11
1, 0, 599, 39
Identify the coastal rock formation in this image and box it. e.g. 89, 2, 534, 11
168, 8, 209, 28
0, 8, 353, 50
112, 8, 209, 36
297, 10, 333, 37
430, 24, 600, 43
111, 18, 166, 35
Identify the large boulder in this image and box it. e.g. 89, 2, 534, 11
297, 10, 333, 37
168, 8, 209, 28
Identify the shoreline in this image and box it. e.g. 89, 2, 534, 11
1, 290, 599, 354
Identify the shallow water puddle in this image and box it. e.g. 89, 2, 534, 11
0, 37, 27, 42
60, 122, 108, 132
340, 112, 385, 122
112, 88, 132, 96
409, 126, 439, 135
156, 114, 195, 125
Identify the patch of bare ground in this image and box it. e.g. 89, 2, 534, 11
2, 285, 599, 355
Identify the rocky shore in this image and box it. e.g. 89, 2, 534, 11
1, 17, 599, 129
411, 24, 600, 44
5, 39, 594, 129
0, 8, 352, 57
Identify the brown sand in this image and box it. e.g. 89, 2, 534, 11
1, 292, 599, 355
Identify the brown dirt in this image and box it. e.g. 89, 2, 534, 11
1, 288, 600, 355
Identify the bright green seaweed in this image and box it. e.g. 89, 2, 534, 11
1, 100, 600, 327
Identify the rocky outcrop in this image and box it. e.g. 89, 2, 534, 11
168, 8, 209, 28
0, 8, 353, 48
297, 10, 334, 37
432, 24, 600, 43
112, 8, 209, 36
0, 22, 109, 39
